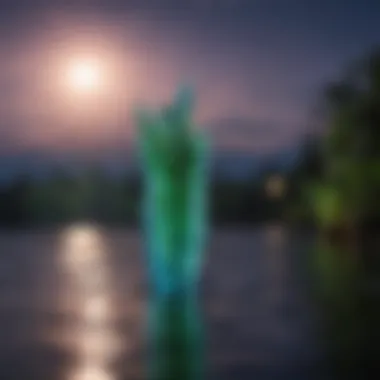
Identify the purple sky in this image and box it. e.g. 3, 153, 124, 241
0, 0, 379, 161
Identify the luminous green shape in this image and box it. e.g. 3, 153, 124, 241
135, 86, 209, 295
136, 88, 208, 380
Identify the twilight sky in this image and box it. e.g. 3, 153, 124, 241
0, 0, 379, 163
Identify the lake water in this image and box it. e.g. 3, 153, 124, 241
0, 225, 327, 380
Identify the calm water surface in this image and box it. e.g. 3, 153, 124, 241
0, 225, 326, 380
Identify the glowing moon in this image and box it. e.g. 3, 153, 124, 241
66, 59, 102, 93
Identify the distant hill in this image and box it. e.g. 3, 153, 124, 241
0, 145, 302, 186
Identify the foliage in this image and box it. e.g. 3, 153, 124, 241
300, 47, 380, 229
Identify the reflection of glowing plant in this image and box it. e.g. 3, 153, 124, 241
148, 296, 204, 380
135, 87, 209, 295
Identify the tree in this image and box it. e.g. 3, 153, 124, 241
312, 47, 380, 230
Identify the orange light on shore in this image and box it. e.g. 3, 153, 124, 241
266, 175, 286, 199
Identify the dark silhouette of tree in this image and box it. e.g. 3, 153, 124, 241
310, 47, 380, 231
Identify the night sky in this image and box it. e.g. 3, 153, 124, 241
0, 0, 379, 171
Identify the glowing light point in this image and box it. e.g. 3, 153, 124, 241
66, 59, 101, 93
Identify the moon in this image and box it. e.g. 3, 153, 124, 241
66, 59, 102, 93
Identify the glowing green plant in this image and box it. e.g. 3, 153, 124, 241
135, 86, 210, 295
